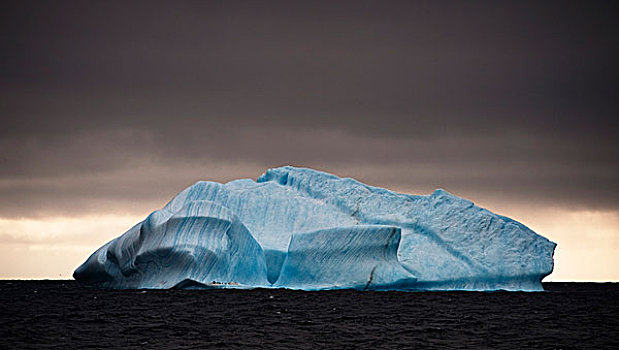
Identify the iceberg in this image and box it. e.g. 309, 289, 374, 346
74, 166, 556, 291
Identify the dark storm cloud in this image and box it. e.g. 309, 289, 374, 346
1, 0, 618, 217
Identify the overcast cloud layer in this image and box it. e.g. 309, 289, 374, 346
1, 1, 618, 218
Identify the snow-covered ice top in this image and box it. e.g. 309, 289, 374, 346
74, 166, 556, 291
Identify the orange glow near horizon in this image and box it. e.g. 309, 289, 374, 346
1, 206, 617, 281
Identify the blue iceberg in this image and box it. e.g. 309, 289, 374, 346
74, 166, 556, 291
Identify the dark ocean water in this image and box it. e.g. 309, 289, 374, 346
1, 281, 617, 349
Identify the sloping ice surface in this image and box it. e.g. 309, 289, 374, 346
74, 166, 556, 291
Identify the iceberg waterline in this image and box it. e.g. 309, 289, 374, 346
74, 166, 556, 291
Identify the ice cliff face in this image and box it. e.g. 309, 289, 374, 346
74, 166, 556, 291
274, 226, 417, 290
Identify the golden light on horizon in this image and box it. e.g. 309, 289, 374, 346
1, 207, 617, 281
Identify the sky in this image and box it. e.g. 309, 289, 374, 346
1, 0, 617, 281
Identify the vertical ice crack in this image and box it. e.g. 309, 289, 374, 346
364, 265, 377, 291
350, 203, 361, 224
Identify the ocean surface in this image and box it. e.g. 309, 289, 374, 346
1, 281, 617, 349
